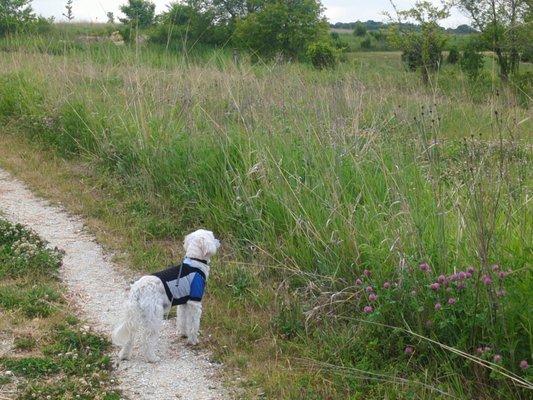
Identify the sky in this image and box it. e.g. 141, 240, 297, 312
31, 0, 471, 28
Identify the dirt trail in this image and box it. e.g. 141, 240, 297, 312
0, 168, 230, 400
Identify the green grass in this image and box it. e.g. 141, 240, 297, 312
0, 218, 120, 399
0, 31, 531, 399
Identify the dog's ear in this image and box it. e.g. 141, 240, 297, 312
199, 235, 219, 258
183, 233, 192, 252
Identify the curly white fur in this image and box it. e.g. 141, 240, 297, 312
112, 229, 220, 362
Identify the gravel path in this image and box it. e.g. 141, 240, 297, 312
0, 168, 230, 400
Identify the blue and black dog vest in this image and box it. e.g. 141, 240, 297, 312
152, 257, 207, 306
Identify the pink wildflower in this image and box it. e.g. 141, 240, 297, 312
467, 266, 475, 274
434, 302, 442, 310
363, 269, 371, 277
491, 264, 500, 272
419, 262, 430, 272
430, 282, 440, 291
493, 355, 502, 363
448, 297, 457, 305
519, 360, 529, 370
465, 272, 472, 278
383, 282, 391, 289
363, 305, 373, 314
458, 271, 467, 280
369, 293, 377, 302
365, 286, 373, 293
355, 278, 363, 286
498, 271, 507, 279
404, 346, 414, 355
482, 275, 492, 285
437, 274, 447, 284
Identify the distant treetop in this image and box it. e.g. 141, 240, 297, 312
330, 20, 477, 34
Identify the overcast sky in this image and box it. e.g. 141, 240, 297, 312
31, 0, 470, 28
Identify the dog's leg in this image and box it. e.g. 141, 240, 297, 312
176, 304, 188, 338
186, 301, 202, 345
142, 303, 164, 363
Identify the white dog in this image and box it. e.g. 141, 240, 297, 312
112, 229, 220, 362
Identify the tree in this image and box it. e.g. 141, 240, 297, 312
119, 0, 155, 28
150, 2, 227, 48
234, 0, 329, 60
453, 0, 530, 80
0, 0, 36, 35
63, 0, 74, 21
353, 21, 367, 36
106, 11, 115, 24
387, 1, 449, 83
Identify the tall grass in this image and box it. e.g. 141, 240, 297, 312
0, 37, 531, 398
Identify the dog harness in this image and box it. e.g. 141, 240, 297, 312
152, 257, 207, 306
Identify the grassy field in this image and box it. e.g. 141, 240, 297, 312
0, 218, 121, 399
0, 28, 531, 399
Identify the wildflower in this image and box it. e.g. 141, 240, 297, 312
355, 278, 362, 286
498, 271, 507, 279
519, 360, 529, 370
483, 346, 491, 353
434, 302, 442, 310
493, 354, 502, 363
369, 293, 377, 302
437, 274, 447, 284
450, 273, 459, 281
419, 262, 430, 272
457, 283, 466, 290
465, 272, 472, 279
430, 282, 440, 291
482, 275, 492, 285
366, 286, 373, 293
404, 346, 414, 355
458, 271, 467, 280
363, 269, 371, 277
496, 289, 506, 297
448, 297, 456, 305
383, 282, 391, 289
491, 264, 499, 272
363, 305, 373, 313
467, 266, 475, 274
476, 347, 484, 354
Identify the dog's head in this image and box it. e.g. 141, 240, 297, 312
183, 229, 220, 261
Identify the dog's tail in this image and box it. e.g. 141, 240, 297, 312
112, 301, 137, 346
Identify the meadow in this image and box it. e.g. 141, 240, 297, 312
0, 24, 532, 399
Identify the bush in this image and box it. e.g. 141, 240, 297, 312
461, 46, 484, 80
353, 22, 366, 37
234, 0, 329, 61
447, 46, 460, 64
119, 0, 155, 29
307, 41, 338, 69
360, 36, 372, 50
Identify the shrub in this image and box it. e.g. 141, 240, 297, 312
511, 71, 532, 108
307, 41, 338, 69
460, 46, 484, 80
353, 22, 366, 37
447, 46, 460, 64
360, 36, 372, 50
119, 0, 155, 29
234, 0, 329, 61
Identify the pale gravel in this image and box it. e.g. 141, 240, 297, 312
0, 168, 231, 400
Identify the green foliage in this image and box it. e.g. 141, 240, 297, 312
0, 0, 51, 36
511, 71, 533, 108
307, 41, 338, 69
455, 0, 529, 79
149, 3, 228, 48
460, 43, 484, 80
360, 36, 372, 50
447, 46, 460, 64
119, 0, 155, 29
388, 1, 448, 80
353, 21, 366, 37
234, 0, 328, 60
